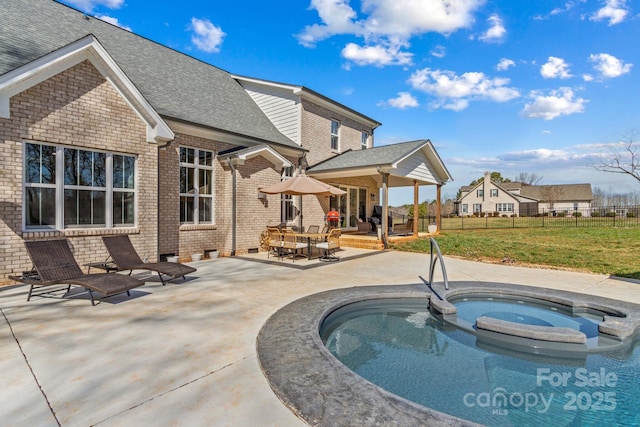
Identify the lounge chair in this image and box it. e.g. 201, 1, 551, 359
102, 235, 196, 285
9, 239, 144, 305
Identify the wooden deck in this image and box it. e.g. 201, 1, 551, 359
339, 232, 435, 250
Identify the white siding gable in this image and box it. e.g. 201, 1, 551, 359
395, 152, 439, 184
239, 81, 301, 145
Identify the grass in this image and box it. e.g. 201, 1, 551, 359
391, 227, 640, 280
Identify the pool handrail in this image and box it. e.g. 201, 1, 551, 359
420, 238, 449, 298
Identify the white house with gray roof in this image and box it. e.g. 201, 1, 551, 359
456, 172, 593, 217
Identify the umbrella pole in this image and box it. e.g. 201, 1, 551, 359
299, 195, 303, 231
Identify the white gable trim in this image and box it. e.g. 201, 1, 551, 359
0, 35, 173, 143
218, 145, 293, 171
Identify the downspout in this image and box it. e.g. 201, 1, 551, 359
157, 139, 173, 262
227, 158, 237, 256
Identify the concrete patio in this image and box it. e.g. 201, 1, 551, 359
2, 248, 640, 426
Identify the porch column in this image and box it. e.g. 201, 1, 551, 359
413, 180, 419, 236
380, 171, 389, 248
436, 184, 442, 232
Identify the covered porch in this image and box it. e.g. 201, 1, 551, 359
307, 139, 453, 248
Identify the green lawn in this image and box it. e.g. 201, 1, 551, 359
391, 227, 640, 280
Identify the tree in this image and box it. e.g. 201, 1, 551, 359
514, 172, 543, 185
468, 172, 511, 186
594, 130, 640, 184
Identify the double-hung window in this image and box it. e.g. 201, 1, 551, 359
473, 203, 482, 213
331, 119, 340, 151
24, 142, 136, 229
361, 131, 368, 149
179, 147, 213, 224
490, 189, 498, 197
281, 166, 295, 222
477, 189, 484, 197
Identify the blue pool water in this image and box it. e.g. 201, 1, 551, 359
320, 298, 640, 426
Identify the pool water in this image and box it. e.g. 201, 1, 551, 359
321, 298, 640, 426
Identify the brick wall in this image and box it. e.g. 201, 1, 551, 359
159, 135, 285, 260
0, 60, 157, 285
301, 99, 374, 166
300, 99, 378, 226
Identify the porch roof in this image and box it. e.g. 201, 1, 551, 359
307, 140, 453, 187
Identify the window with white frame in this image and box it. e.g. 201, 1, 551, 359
331, 119, 340, 151
24, 142, 136, 229
473, 203, 482, 213
281, 166, 295, 222
477, 189, 484, 197
496, 203, 514, 212
462, 204, 468, 213
361, 131, 368, 149
179, 147, 213, 224
490, 189, 498, 197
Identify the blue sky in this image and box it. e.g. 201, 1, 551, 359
59, 0, 639, 205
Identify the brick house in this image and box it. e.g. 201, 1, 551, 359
0, 0, 452, 285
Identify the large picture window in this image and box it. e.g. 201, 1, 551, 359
180, 147, 213, 224
24, 142, 136, 229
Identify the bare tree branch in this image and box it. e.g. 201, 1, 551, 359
594, 129, 640, 184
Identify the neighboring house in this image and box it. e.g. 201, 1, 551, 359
456, 172, 593, 217
0, 0, 451, 285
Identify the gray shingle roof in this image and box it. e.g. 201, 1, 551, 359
520, 184, 593, 201
308, 140, 428, 172
0, 0, 299, 150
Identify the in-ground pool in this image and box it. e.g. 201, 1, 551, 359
320, 296, 640, 426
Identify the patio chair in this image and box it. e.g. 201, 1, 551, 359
102, 235, 196, 285
316, 228, 341, 262
282, 229, 306, 262
8, 239, 144, 305
267, 227, 283, 259
393, 218, 414, 236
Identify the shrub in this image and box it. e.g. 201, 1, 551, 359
627, 212, 636, 218
557, 212, 567, 217
606, 212, 616, 217
591, 212, 601, 217
572, 212, 582, 217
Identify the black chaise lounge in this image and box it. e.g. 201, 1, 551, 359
101, 235, 197, 286
9, 239, 145, 305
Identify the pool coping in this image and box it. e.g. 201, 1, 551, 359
256, 281, 640, 427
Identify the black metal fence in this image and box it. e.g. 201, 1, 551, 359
397, 206, 640, 231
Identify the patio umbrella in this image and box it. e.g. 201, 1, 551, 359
259, 171, 346, 196
259, 171, 346, 230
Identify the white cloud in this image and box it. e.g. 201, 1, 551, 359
385, 92, 419, 109
95, 15, 131, 31
297, 0, 484, 66
522, 87, 587, 120
588, 53, 632, 78
431, 45, 446, 58
582, 74, 594, 82
479, 14, 506, 43
189, 18, 226, 53
63, 0, 124, 12
540, 57, 573, 79
341, 42, 413, 67
408, 68, 520, 111
590, 0, 628, 25
296, 0, 360, 47
496, 58, 515, 71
